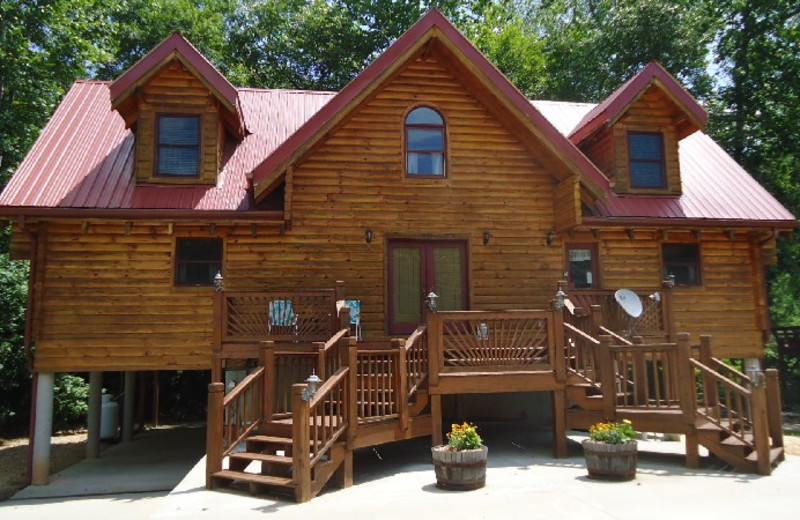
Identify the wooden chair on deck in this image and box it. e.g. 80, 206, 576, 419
268, 300, 299, 335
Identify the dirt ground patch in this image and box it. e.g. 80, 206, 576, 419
0, 431, 88, 501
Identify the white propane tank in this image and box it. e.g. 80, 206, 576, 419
100, 394, 119, 440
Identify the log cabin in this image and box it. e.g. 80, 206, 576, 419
0, 9, 795, 500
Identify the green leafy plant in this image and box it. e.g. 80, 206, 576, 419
588, 419, 636, 444
447, 422, 483, 451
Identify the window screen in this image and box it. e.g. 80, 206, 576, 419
628, 132, 665, 188
158, 115, 200, 176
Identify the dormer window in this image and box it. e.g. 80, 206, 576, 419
628, 132, 665, 189
157, 115, 201, 177
405, 107, 445, 176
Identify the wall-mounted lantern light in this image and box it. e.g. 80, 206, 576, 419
425, 291, 438, 313
302, 370, 322, 401
553, 287, 566, 311
546, 230, 555, 246
365, 229, 374, 244
213, 271, 224, 292
482, 231, 491, 245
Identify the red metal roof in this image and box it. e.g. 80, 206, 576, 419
569, 61, 708, 144
0, 82, 333, 212
110, 32, 240, 117
533, 100, 796, 225
0, 23, 793, 228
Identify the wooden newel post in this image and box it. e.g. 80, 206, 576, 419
661, 279, 677, 343
346, 337, 358, 448
426, 308, 444, 446
765, 369, 785, 460
675, 333, 695, 424
212, 289, 224, 382
750, 376, 772, 476
314, 342, 326, 380
335, 280, 346, 332
552, 307, 566, 382
395, 338, 409, 431
590, 304, 602, 338
206, 382, 225, 488
598, 335, 616, 420
292, 383, 312, 502
261, 343, 275, 426
340, 304, 351, 334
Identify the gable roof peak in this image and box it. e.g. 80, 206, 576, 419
250, 8, 610, 200
569, 60, 708, 143
109, 31, 242, 132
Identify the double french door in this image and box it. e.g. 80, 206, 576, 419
387, 240, 468, 334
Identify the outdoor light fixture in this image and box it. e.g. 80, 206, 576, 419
426, 291, 438, 313
665, 274, 676, 289
546, 230, 555, 246
302, 370, 322, 401
553, 287, 566, 311
483, 231, 491, 245
365, 229, 374, 244
213, 271, 224, 292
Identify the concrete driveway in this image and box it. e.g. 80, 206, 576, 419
2, 425, 797, 519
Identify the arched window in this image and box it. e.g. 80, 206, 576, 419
405, 107, 445, 176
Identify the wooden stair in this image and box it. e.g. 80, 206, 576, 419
211, 434, 297, 498
694, 418, 784, 475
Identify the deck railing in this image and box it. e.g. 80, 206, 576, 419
690, 336, 784, 475
355, 345, 399, 423
291, 363, 352, 502
569, 281, 675, 341
428, 310, 556, 374
266, 329, 350, 418
212, 285, 346, 371
205, 364, 268, 486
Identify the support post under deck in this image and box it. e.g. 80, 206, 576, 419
87, 371, 102, 458
31, 372, 54, 485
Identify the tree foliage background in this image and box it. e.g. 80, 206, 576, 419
1, 0, 799, 431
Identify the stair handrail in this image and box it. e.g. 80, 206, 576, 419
403, 325, 428, 398
292, 365, 351, 501
313, 327, 350, 379
689, 357, 755, 448
562, 321, 601, 388
205, 365, 267, 486
598, 325, 633, 345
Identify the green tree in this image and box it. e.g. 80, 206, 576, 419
0, 0, 112, 191
0, 251, 29, 434
514, 0, 714, 102
706, 0, 800, 326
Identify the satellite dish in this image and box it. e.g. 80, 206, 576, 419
615, 289, 643, 318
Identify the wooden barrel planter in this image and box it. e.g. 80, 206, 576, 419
431, 445, 488, 490
582, 439, 637, 480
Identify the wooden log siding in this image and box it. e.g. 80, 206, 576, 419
32, 221, 218, 371
279, 53, 564, 338
565, 229, 764, 358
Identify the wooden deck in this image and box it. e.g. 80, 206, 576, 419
204, 284, 785, 502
